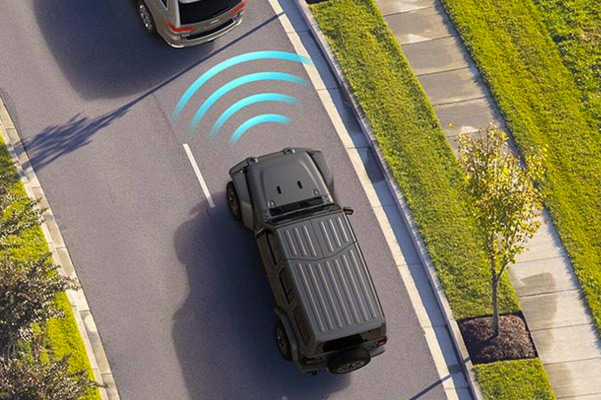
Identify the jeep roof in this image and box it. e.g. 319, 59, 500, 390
274, 209, 385, 343
229, 149, 334, 223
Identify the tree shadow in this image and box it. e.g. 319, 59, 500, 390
172, 199, 349, 399
24, 109, 128, 171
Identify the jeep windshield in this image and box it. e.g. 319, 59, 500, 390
178, 0, 239, 25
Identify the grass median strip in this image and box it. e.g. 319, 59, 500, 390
0, 138, 101, 400
440, 0, 601, 333
308, 0, 554, 396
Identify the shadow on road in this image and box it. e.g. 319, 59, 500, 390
24, 110, 127, 171
33, 0, 213, 99
172, 199, 349, 399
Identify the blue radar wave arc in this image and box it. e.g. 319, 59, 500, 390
188, 72, 308, 135
210, 93, 298, 138
172, 51, 314, 121
229, 114, 290, 145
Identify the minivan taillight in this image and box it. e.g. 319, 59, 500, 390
167, 19, 196, 33
231, 0, 247, 15
376, 337, 388, 347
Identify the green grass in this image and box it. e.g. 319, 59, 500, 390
0, 138, 101, 400
534, 0, 601, 130
310, 0, 518, 321
440, 0, 601, 333
475, 359, 556, 400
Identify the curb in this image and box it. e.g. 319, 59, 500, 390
292, 1, 483, 398
0, 97, 120, 400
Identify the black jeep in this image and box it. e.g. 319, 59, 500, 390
227, 148, 387, 374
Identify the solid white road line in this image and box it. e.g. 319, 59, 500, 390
183, 143, 215, 208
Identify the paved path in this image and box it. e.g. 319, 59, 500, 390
0, 0, 459, 398
375, 0, 601, 398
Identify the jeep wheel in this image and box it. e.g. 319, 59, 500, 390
328, 348, 371, 374
274, 321, 292, 361
226, 181, 242, 221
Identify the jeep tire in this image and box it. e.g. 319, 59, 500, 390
328, 348, 371, 374
275, 321, 292, 361
226, 181, 242, 221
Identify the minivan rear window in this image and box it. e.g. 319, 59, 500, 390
178, 0, 239, 25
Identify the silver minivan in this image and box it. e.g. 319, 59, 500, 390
137, 0, 246, 48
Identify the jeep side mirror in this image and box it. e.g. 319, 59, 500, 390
343, 206, 354, 216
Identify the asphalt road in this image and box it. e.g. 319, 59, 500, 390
0, 1, 446, 399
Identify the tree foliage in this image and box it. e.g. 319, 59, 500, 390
458, 126, 545, 335
0, 338, 98, 400
0, 256, 77, 350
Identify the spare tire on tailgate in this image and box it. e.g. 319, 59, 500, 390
327, 348, 371, 374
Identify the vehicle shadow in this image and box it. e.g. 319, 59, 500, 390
172, 198, 349, 399
33, 0, 214, 99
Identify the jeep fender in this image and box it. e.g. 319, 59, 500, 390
274, 307, 299, 361
308, 150, 335, 196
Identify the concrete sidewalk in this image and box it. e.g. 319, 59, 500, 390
374, 0, 601, 398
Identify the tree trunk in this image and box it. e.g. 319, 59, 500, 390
492, 276, 499, 337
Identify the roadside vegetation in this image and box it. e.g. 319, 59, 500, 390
475, 359, 555, 400
0, 138, 100, 400
308, 0, 554, 397
440, 0, 601, 334
534, 0, 601, 131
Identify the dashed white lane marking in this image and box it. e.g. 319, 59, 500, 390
183, 143, 215, 208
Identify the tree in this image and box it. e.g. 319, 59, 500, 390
0, 256, 77, 350
457, 126, 545, 336
0, 336, 99, 400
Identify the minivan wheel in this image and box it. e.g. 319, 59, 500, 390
328, 348, 371, 374
226, 181, 242, 221
274, 321, 292, 361
137, 0, 156, 34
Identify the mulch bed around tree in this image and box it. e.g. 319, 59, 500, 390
459, 313, 537, 364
